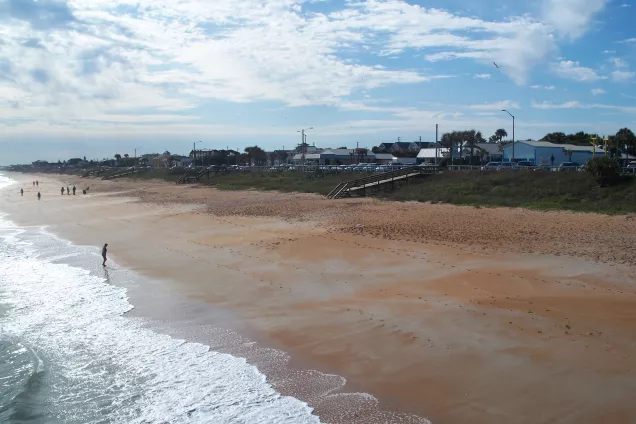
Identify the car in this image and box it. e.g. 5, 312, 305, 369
481, 162, 501, 170
496, 162, 514, 171
514, 161, 534, 168
557, 162, 580, 171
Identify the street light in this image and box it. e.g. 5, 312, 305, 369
502, 110, 515, 162
193, 140, 202, 166
134, 146, 142, 166
297, 127, 314, 168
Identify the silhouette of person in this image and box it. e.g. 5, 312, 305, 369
36, 181, 39, 186
61, 187, 65, 195
72, 185, 76, 195
37, 192, 41, 200
66, 186, 70, 195
102, 243, 108, 266
20, 188, 23, 196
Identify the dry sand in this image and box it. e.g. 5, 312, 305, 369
2, 172, 636, 424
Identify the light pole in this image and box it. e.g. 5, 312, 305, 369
502, 110, 515, 162
134, 146, 142, 167
297, 127, 314, 168
193, 141, 202, 166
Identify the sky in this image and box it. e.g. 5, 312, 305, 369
0, 0, 635, 165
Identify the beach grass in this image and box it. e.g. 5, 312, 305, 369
384, 171, 636, 214
107, 168, 636, 214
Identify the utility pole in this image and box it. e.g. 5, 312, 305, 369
502, 110, 515, 162
193, 141, 202, 166
435, 124, 438, 165
297, 127, 313, 169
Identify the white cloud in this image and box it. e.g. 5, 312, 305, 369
541, 0, 608, 39
609, 57, 628, 68
611, 70, 636, 82
553, 60, 604, 81
532, 101, 582, 109
532, 100, 636, 114
603, 50, 616, 54
530, 85, 556, 90
468, 100, 520, 110
618, 38, 636, 43
474, 73, 491, 79
620, 3, 631, 6
591, 88, 606, 95
0, 0, 613, 134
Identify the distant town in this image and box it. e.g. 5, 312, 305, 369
4, 127, 636, 171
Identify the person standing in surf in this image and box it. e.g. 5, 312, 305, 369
102, 243, 108, 266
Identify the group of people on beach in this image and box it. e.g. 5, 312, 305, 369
19, 181, 107, 267
20, 183, 91, 200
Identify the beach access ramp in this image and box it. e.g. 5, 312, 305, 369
327, 166, 439, 199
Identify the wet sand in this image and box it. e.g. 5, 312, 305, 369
2, 172, 636, 424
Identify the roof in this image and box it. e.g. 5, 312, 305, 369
513, 140, 606, 152
374, 153, 395, 160
475, 143, 501, 155
417, 148, 450, 158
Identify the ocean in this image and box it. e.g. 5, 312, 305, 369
0, 173, 320, 424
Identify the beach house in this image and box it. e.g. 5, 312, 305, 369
502, 141, 606, 165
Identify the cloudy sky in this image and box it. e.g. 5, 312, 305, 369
0, 0, 634, 164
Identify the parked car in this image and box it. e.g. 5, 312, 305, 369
557, 162, 580, 171
496, 162, 514, 171
514, 161, 534, 168
481, 162, 501, 170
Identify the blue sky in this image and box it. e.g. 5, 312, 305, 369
0, 0, 635, 164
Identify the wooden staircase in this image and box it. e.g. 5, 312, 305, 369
176, 167, 209, 184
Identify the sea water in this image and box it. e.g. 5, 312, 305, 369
0, 173, 320, 423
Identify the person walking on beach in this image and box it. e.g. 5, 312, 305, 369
61, 187, 65, 195
37, 192, 41, 200
72, 185, 76, 195
102, 243, 108, 266
66, 186, 70, 195
20, 188, 23, 196
36, 181, 39, 187
32, 181, 35, 187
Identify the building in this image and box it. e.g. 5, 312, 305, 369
475, 143, 503, 162
152, 154, 171, 168
291, 149, 394, 165
502, 141, 606, 165
416, 148, 450, 164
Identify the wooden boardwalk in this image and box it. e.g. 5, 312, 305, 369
327, 166, 439, 199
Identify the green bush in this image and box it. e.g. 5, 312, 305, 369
584, 157, 621, 186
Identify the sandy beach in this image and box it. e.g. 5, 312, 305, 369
2, 172, 636, 424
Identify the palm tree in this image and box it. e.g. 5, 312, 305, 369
562, 148, 573, 162
464, 130, 485, 164
495, 128, 508, 142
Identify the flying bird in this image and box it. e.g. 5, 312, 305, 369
493, 62, 500, 68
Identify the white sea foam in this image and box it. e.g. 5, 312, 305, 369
0, 174, 320, 424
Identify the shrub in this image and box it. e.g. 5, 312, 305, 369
584, 156, 621, 186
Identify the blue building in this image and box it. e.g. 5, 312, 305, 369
502, 141, 605, 165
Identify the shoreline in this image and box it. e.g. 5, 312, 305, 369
3, 172, 636, 423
